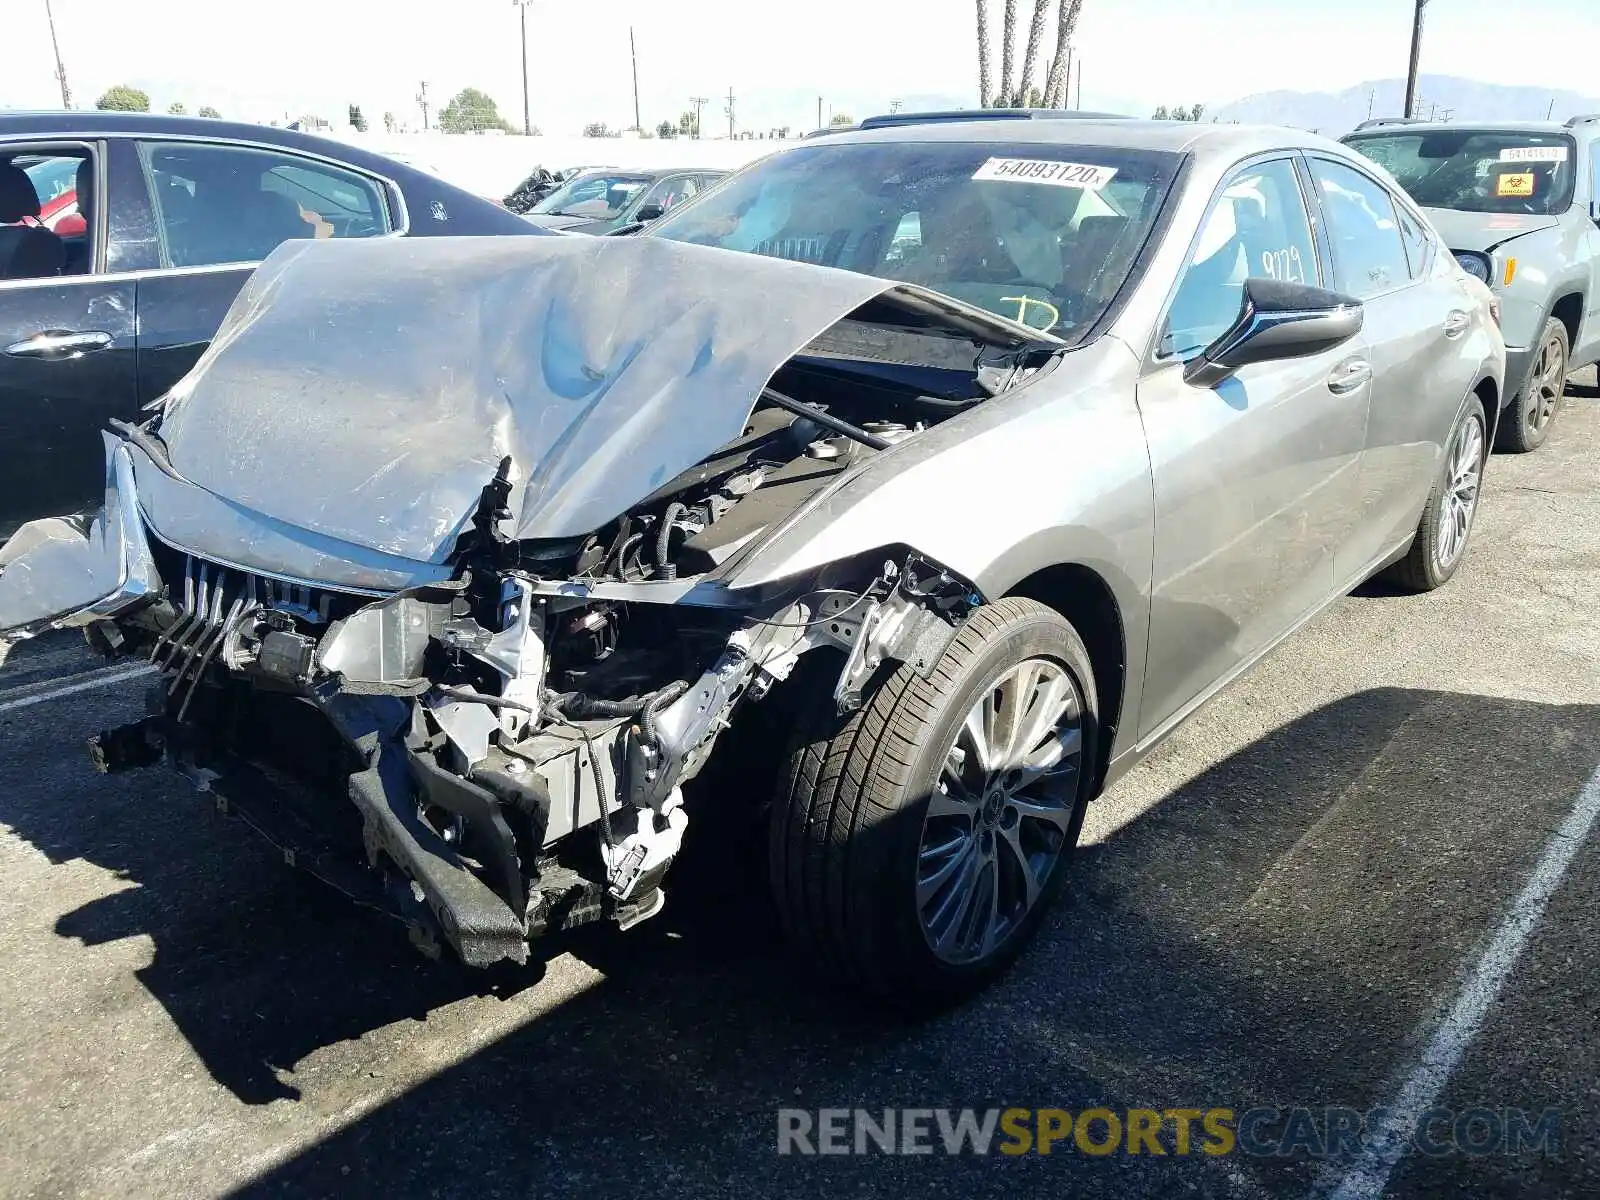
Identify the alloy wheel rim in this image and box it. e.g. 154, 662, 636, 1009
916, 657, 1083, 966
1435, 413, 1484, 571
1527, 333, 1566, 433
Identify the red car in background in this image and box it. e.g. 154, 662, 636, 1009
21, 154, 85, 236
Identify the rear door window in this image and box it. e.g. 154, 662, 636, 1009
139, 142, 391, 268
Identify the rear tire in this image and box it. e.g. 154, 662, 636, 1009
768, 597, 1098, 1011
1495, 317, 1568, 453
1384, 395, 1487, 592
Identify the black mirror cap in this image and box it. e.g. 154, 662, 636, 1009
1183, 277, 1364, 389
633, 201, 666, 222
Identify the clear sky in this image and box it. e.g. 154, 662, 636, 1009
6, 0, 1597, 135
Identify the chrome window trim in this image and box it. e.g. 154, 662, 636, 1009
0, 129, 409, 286
0, 260, 259, 293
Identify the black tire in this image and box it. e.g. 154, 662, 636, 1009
1495, 317, 1569, 453
1384, 394, 1488, 592
768, 597, 1099, 1011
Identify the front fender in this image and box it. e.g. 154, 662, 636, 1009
0, 433, 159, 647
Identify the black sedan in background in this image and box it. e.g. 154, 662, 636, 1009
0, 111, 543, 540
522, 167, 727, 234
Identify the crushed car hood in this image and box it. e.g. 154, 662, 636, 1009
154, 236, 1029, 564
1423, 207, 1558, 252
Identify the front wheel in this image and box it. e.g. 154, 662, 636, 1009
1496, 317, 1568, 453
769, 597, 1099, 1010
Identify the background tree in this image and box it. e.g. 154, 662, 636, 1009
1011, 0, 1051, 107
382, 111, 397, 133
677, 110, 697, 136
95, 85, 149, 112
438, 87, 515, 134
829, 112, 854, 127
1152, 105, 1171, 120
975, 0, 992, 110
348, 104, 368, 132
167, 101, 187, 115
197, 105, 221, 118
656, 119, 677, 139
998, 0, 1018, 108
1043, 0, 1083, 108
582, 121, 616, 138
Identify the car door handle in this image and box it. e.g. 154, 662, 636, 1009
1327, 358, 1372, 395
1443, 310, 1471, 339
3, 330, 114, 359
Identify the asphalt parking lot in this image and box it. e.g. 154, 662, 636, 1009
0, 372, 1597, 1200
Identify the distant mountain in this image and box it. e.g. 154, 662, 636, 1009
1215, 74, 1600, 135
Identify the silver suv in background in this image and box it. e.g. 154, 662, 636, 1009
1344, 116, 1600, 451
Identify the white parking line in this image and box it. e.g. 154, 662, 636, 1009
1320, 761, 1600, 1200
0, 662, 154, 715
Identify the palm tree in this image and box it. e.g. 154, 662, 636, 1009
1044, 0, 1083, 108
998, 0, 1019, 111
1013, 0, 1052, 108
976, 0, 993, 108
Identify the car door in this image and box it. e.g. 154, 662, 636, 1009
0, 140, 137, 540
1305, 155, 1482, 580
1135, 154, 1371, 741
128, 136, 396, 403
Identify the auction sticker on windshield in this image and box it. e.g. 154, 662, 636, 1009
1500, 146, 1569, 164
973, 158, 1118, 189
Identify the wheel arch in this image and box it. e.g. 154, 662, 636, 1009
1550, 290, 1584, 350
1474, 374, 1501, 446
1003, 562, 1127, 792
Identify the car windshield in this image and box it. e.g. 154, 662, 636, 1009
531, 172, 653, 219
648, 140, 1180, 336
1344, 129, 1577, 216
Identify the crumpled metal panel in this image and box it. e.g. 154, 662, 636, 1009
0, 436, 157, 640
153, 235, 899, 563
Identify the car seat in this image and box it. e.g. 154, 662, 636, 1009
0, 163, 65, 280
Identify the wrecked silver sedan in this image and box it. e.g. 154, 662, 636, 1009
0, 121, 1504, 1006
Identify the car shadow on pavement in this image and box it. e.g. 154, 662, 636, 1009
183, 687, 1594, 1200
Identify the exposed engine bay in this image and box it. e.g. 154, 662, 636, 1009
0, 258, 1055, 968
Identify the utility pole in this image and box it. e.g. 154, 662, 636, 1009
817, 96, 823, 130
417, 80, 430, 131
43, 0, 71, 109
725, 86, 736, 139
1546, 97, 1556, 119
689, 96, 708, 138
1075, 59, 1082, 109
514, 1, 532, 135
630, 27, 642, 132
1367, 88, 1376, 120
889, 98, 903, 114
1063, 45, 1073, 110
1404, 0, 1429, 119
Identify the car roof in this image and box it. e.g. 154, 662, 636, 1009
1344, 119, 1576, 137
0, 109, 427, 177
814, 116, 1353, 160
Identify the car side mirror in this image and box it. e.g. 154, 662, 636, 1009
634, 201, 666, 223
1183, 277, 1364, 389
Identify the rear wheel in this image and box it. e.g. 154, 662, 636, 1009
1496, 318, 1568, 453
769, 597, 1098, 1010
1384, 395, 1487, 592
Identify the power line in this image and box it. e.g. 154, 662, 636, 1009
689, 96, 709, 139
513, 1, 532, 135
417, 80, 430, 131
1404, 0, 1429, 119
43, 0, 70, 109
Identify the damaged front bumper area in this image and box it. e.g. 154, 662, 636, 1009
0, 437, 978, 969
